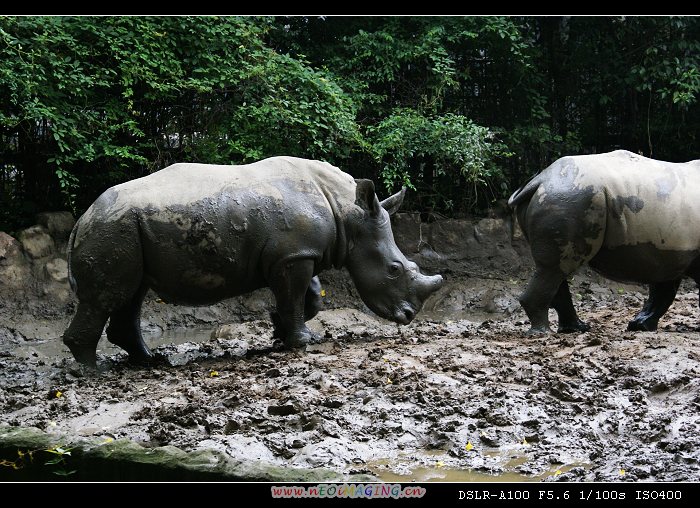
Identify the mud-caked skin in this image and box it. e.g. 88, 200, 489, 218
509, 150, 700, 334
63, 156, 443, 367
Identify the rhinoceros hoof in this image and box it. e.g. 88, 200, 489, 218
65, 343, 98, 369
525, 326, 551, 336
627, 320, 658, 332
283, 330, 319, 349
127, 349, 156, 366
558, 320, 591, 333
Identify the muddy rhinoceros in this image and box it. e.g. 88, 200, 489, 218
63, 156, 443, 366
508, 149, 700, 334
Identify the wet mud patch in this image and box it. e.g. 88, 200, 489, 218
1, 277, 700, 481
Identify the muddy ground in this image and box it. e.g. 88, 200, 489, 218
2, 267, 699, 482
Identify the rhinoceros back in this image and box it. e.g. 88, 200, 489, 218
511, 150, 700, 252
69, 157, 358, 304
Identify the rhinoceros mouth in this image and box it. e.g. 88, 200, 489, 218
393, 303, 417, 325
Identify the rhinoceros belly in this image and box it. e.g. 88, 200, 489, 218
589, 244, 700, 283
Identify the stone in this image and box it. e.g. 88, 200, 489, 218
18, 225, 54, 259
0, 425, 376, 481
45, 258, 68, 282
0, 232, 23, 263
0, 232, 30, 287
35, 212, 75, 241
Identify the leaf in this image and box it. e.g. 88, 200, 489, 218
465, 441, 474, 451
619, 469, 625, 476
53, 469, 78, 476
209, 370, 219, 377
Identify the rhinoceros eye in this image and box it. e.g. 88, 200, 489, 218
388, 263, 403, 278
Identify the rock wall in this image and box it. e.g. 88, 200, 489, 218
0, 212, 75, 319
391, 212, 532, 277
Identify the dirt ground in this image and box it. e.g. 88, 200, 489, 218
1, 270, 699, 482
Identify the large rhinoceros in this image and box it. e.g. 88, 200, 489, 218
508, 150, 700, 334
63, 156, 443, 366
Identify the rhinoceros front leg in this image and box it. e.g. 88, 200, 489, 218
627, 279, 681, 331
271, 276, 323, 340
269, 259, 320, 348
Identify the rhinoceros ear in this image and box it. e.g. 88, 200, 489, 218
380, 187, 406, 216
355, 179, 382, 217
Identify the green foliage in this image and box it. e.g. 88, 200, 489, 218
0, 445, 76, 476
370, 109, 511, 211
0, 16, 698, 230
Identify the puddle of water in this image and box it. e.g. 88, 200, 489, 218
6, 327, 215, 361
368, 450, 587, 483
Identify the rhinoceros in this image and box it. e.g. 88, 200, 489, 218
63, 156, 443, 366
508, 150, 700, 334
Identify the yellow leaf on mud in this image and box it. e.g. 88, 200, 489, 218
321, 289, 326, 297
210, 371, 219, 377
465, 441, 474, 451
554, 469, 562, 476
103, 437, 114, 443
436, 461, 445, 468
55, 391, 63, 398
619, 469, 625, 476
522, 438, 528, 445
386, 378, 393, 384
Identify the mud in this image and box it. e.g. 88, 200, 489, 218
2, 270, 699, 482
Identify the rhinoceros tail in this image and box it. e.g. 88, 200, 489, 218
507, 172, 542, 209
67, 221, 78, 293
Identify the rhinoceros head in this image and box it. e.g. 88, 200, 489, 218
345, 179, 443, 324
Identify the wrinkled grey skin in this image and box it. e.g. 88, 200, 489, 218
509, 150, 700, 334
63, 156, 443, 367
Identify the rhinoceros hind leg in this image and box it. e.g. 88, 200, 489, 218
520, 268, 566, 334
627, 279, 681, 331
551, 280, 590, 333
63, 304, 109, 368
106, 284, 154, 364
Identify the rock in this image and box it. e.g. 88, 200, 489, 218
0, 425, 375, 481
0, 232, 30, 288
0, 232, 23, 263
18, 225, 54, 259
45, 258, 68, 282
35, 212, 75, 241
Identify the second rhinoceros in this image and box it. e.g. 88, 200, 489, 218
509, 150, 700, 334
63, 156, 443, 366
